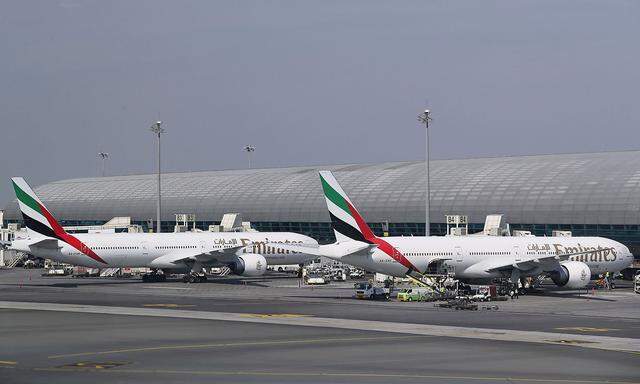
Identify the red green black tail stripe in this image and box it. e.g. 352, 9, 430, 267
12, 179, 108, 265
320, 172, 419, 272
37, 201, 108, 265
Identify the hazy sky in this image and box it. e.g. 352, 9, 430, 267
1, 1, 639, 205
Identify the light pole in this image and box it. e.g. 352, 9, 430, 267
150, 121, 165, 233
417, 109, 432, 236
244, 145, 255, 169
97, 152, 109, 177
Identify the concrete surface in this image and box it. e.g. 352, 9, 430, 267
0, 269, 638, 383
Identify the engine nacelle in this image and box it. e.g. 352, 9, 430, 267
549, 261, 591, 289
231, 254, 267, 277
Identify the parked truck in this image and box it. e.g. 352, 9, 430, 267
353, 282, 390, 300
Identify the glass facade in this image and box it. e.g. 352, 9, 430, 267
4, 151, 640, 256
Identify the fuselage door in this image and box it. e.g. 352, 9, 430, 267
455, 246, 463, 262
513, 245, 521, 262
141, 241, 149, 257
199, 240, 206, 254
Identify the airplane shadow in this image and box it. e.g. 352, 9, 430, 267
0, 279, 144, 288
195, 278, 271, 288
0, 270, 299, 289
0, 277, 279, 289
524, 288, 617, 302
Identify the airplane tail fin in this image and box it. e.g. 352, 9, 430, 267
11, 177, 109, 265
319, 171, 377, 244
11, 177, 67, 239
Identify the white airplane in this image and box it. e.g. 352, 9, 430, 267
8, 177, 317, 283
274, 171, 634, 289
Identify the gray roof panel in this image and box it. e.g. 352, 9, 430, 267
4, 151, 640, 225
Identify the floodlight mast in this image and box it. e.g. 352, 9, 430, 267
150, 121, 165, 233
417, 109, 432, 236
97, 152, 109, 177
244, 145, 255, 169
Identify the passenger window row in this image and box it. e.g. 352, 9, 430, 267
156, 245, 198, 249
406, 252, 453, 257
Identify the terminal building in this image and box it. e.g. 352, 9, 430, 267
4, 151, 640, 257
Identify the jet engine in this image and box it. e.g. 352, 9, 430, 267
549, 261, 591, 289
231, 254, 267, 277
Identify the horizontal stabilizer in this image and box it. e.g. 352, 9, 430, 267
27, 238, 60, 249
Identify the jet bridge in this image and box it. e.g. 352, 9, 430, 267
208, 213, 257, 232
62, 217, 143, 234
484, 214, 510, 236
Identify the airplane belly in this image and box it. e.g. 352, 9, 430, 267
342, 253, 406, 277
267, 253, 315, 265
119, 253, 150, 268
64, 254, 104, 268
28, 247, 88, 267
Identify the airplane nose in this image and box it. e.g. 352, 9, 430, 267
616, 243, 633, 259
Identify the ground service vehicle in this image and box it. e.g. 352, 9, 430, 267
397, 287, 432, 302
306, 273, 328, 285
349, 269, 365, 279
354, 282, 390, 300
436, 298, 479, 310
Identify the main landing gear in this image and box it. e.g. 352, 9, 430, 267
182, 272, 207, 283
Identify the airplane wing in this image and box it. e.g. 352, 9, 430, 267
265, 241, 377, 258
484, 247, 615, 273
149, 245, 248, 268
214, 245, 249, 255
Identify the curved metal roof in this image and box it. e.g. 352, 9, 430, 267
5, 151, 640, 225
